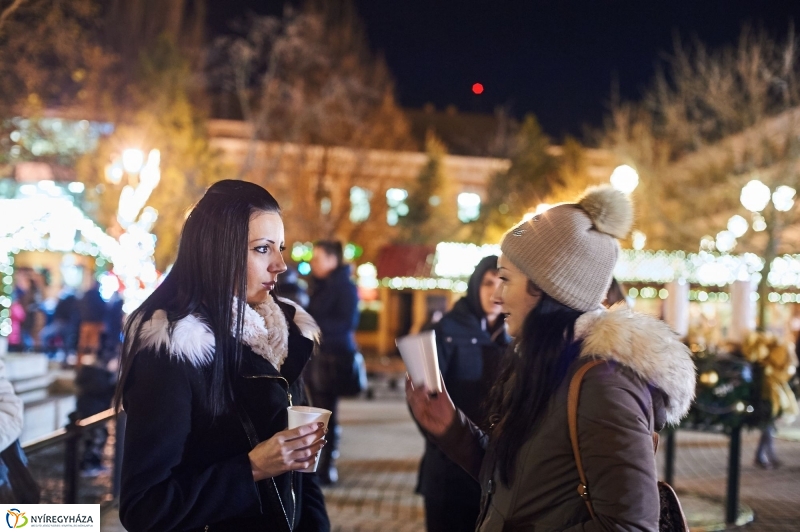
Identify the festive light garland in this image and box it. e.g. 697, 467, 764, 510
0, 195, 159, 336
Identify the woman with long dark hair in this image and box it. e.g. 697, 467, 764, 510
408, 186, 696, 531
116, 180, 330, 531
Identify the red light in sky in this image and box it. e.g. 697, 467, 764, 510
472, 83, 484, 95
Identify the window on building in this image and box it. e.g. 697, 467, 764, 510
350, 186, 371, 223
457, 192, 481, 223
386, 188, 409, 226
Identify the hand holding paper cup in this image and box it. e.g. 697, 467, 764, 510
287, 406, 332, 473
396, 330, 442, 394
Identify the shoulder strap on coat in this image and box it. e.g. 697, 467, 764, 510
567, 358, 605, 521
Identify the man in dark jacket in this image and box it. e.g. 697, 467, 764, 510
417, 255, 509, 532
78, 281, 107, 360
305, 240, 360, 485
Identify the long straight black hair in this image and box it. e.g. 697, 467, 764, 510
113, 180, 282, 417
487, 288, 583, 486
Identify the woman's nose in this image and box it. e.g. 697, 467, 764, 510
491, 285, 503, 304
271, 254, 288, 274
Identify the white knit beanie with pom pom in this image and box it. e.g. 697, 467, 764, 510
499, 185, 633, 312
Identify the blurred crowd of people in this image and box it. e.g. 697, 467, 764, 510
7, 268, 123, 365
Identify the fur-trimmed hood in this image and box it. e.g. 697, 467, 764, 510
574, 306, 696, 425
135, 296, 319, 370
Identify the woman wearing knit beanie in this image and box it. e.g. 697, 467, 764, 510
407, 186, 696, 531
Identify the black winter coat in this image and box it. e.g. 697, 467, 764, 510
308, 266, 359, 356
417, 290, 509, 502
119, 300, 329, 532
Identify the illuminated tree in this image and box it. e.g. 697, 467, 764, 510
604, 26, 800, 328
212, 1, 414, 244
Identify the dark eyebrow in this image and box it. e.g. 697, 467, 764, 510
249, 238, 276, 245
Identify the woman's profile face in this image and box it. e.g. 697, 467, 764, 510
493, 254, 542, 337
246, 211, 287, 305
479, 270, 504, 323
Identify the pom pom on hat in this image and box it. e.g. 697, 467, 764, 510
577, 185, 633, 239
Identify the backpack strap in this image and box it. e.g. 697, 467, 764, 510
567, 358, 605, 521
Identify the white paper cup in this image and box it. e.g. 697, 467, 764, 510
287, 406, 332, 473
396, 330, 442, 394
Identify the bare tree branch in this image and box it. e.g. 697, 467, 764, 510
0, 0, 28, 36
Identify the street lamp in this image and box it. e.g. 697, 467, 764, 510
737, 178, 797, 330
610, 165, 639, 194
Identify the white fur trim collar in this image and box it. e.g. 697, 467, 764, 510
574, 306, 696, 425
136, 297, 319, 370
235, 297, 289, 370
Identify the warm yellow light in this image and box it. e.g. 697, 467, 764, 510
610, 165, 639, 194
699, 371, 719, 386
121, 148, 145, 174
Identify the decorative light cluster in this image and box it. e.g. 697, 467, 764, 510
0, 195, 160, 336
433, 243, 500, 278
627, 287, 669, 299
688, 291, 732, 303
614, 249, 768, 287
379, 276, 468, 293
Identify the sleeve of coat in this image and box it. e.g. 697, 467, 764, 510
0, 358, 23, 452
119, 350, 262, 532
562, 364, 660, 532
427, 409, 488, 481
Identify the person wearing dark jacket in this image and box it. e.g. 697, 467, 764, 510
116, 180, 329, 532
305, 240, 360, 485
78, 281, 107, 357
418, 255, 509, 532
408, 187, 696, 531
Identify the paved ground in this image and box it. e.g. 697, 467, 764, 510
99, 375, 799, 531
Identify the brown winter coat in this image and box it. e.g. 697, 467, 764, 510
431, 307, 696, 532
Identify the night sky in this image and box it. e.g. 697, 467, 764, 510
208, 0, 800, 140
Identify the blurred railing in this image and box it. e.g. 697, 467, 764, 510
22, 408, 125, 507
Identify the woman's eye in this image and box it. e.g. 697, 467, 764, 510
498, 276, 508, 282
279, 246, 286, 252
252, 246, 269, 254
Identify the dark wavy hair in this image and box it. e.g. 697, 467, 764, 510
113, 180, 282, 417
487, 288, 583, 486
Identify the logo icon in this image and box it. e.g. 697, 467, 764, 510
5, 509, 27, 528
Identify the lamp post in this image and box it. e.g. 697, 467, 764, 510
738, 179, 796, 329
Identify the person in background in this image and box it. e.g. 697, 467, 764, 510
604, 277, 627, 307
77, 281, 106, 363
40, 286, 80, 361
305, 240, 360, 486
276, 265, 310, 309
417, 255, 509, 532
13, 271, 40, 351
7, 298, 25, 353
